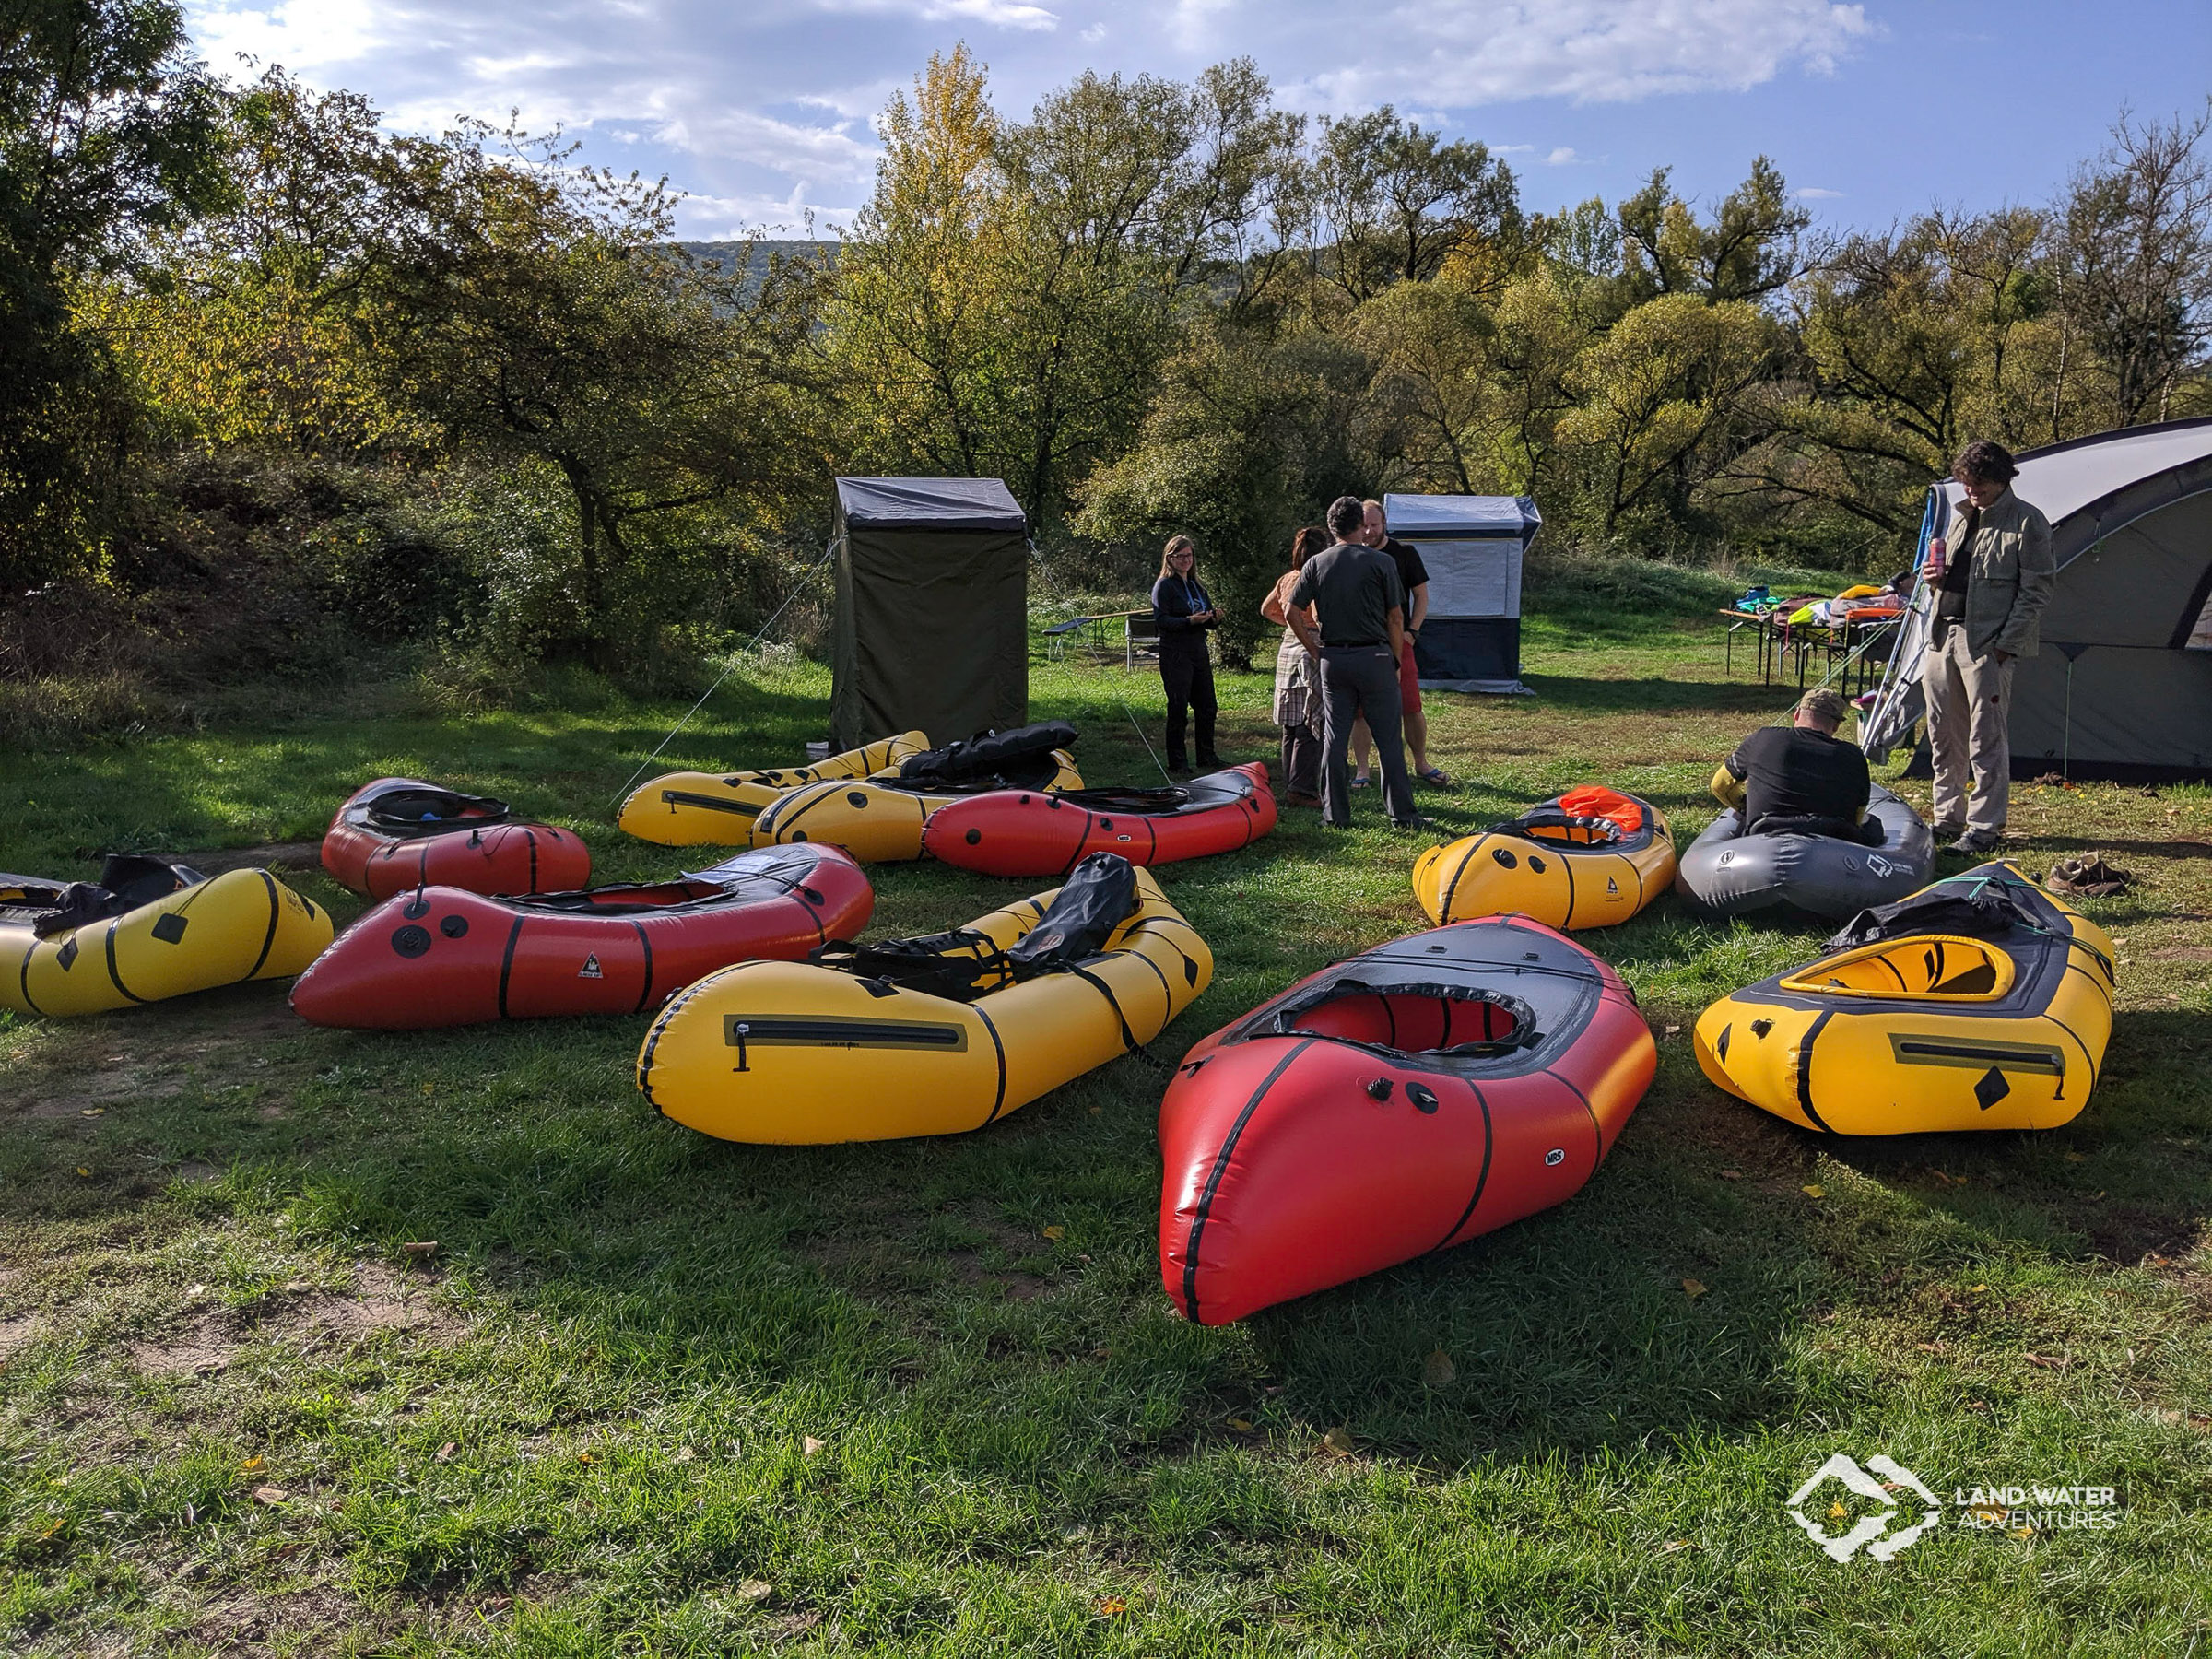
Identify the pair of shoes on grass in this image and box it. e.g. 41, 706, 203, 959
2047, 853, 2133, 897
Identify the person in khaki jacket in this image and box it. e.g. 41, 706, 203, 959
1920, 439, 2055, 855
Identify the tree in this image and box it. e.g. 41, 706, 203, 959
1618, 159, 1814, 304
0, 0, 228, 588
82, 65, 411, 453
361, 121, 824, 651
1558, 293, 1778, 532
1074, 323, 1370, 659
832, 50, 1300, 530
2054, 101, 2212, 427
1308, 107, 1519, 304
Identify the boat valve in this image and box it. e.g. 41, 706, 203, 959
1365, 1077, 1394, 1101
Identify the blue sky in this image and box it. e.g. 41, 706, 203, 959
181, 1, 2212, 240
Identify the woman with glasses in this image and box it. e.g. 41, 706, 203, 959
1151, 535, 1222, 774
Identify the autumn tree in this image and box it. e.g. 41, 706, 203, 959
0, 0, 228, 587
361, 121, 825, 651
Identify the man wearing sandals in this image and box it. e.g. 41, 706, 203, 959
1348, 499, 1450, 790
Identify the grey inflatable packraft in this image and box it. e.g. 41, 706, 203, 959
1674, 784, 1935, 920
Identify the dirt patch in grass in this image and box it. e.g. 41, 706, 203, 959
128, 1264, 465, 1376
180, 841, 327, 876
185, 1583, 365, 1650
129, 1307, 237, 1376
0, 1312, 43, 1359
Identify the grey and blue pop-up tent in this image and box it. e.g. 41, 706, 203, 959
1862, 417, 2212, 782
1382, 493, 1541, 694
830, 477, 1030, 751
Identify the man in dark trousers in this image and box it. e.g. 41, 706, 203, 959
1711, 688, 1876, 841
1285, 495, 1424, 830
1920, 439, 2055, 855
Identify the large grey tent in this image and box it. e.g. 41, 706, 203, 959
830, 477, 1030, 752
1382, 493, 1542, 694
1863, 418, 2212, 781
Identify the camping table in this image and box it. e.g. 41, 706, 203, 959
1720, 609, 1903, 694
1718, 609, 1788, 684
1043, 609, 1149, 664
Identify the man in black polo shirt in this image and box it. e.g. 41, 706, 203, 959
1711, 688, 1876, 841
1348, 499, 1450, 788
1285, 496, 1422, 830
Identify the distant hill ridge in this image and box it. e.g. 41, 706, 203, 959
678, 240, 839, 276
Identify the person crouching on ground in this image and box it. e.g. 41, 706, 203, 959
1348, 497, 1451, 789
1921, 439, 2055, 856
1260, 525, 1327, 806
1151, 534, 1222, 775
1711, 688, 1879, 843
1284, 496, 1426, 830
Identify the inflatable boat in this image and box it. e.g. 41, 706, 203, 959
324, 778, 590, 900
1159, 913, 1654, 1325
1693, 861, 2114, 1135
1674, 785, 1935, 920
4, 855, 334, 1018
290, 844, 872, 1029
616, 730, 929, 846
921, 762, 1277, 877
750, 723, 1084, 864
637, 853, 1211, 1143
1413, 787, 1676, 931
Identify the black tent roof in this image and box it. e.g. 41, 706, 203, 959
834, 477, 1027, 532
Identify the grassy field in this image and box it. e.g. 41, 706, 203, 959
4, 557, 2211, 1655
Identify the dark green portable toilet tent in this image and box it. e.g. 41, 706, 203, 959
830, 477, 1030, 751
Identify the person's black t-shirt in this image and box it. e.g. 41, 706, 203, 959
1381, 536, 1429, 599
1724, 725, 1872, 840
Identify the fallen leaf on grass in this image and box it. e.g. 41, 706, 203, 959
1422, 1348, 1456, 1386
1227, 1418, 1253, 1432
251, 1486, 288, 1505
736, 1580, 772, 1603
2065, 1151, 2087, 1163
1664, 1025, 1681, 1038
1091, 1346, 1113, 1360
802, 1436, 827, 1457
436, 1443, 455, 1463
577, 1452, 594, 1465
1321, 1426, 1356, 1456
674, 1446, 695, 1464
1041, 1225, 1065, 1241
241, 1457, 264, 1473
2024, 1352, 2070, 1371
1096, 1597, 1128, 1617
79, 1108, 102, 1118
1801, 1184, 1825, 1199
1682, 1278, 1708, 1300
400, 1241, 439, 1259
1717, 1169, 1743, 1182
1915, 1342, 1944, 1353
75, 1168, 90, 1178
1660, 1540, 1693, 1553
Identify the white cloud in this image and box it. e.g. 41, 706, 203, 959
1796, 185, 1845, 198
1300, 1, 1877, 110
1545, 147, 1582, 165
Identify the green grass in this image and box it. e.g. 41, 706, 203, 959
4, 571, 2212, 1655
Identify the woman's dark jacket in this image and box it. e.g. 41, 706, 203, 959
1152, 573, 1216, 653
